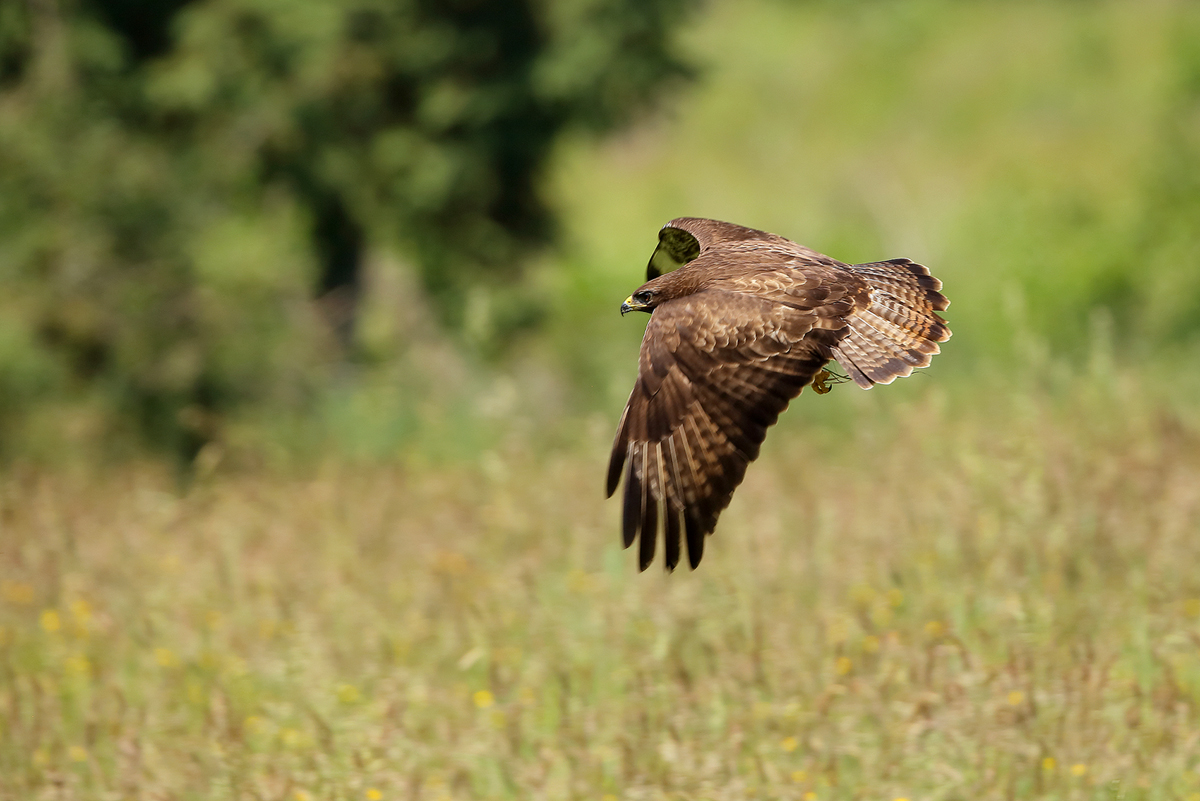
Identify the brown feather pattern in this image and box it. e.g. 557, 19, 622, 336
609, 219, 950, 570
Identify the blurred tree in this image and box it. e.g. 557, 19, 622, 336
0, 0, 693, 459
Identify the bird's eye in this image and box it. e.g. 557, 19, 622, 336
635, 290, 652, 303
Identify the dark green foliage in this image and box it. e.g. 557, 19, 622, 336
0, 0, 693, 459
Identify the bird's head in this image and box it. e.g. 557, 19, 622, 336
621, 284, 664, 315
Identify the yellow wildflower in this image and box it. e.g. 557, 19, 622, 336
40, 610, 61, 633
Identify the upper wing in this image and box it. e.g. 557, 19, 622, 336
646, 224, 702, 280
648, 217, 796, 282
606, 281, 849, 571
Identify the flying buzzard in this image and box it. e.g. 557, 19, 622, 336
607, 218, 950, 571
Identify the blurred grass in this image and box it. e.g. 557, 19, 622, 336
3, 362, 1200, 799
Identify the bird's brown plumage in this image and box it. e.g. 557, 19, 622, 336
608, 218, 951, 571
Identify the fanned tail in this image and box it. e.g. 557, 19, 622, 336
831, 259, 951, 388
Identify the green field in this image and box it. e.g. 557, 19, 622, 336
4, 0, 1200, 798
4, 367, 1200, 799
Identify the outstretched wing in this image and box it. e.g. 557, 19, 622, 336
606, 281, 849, 571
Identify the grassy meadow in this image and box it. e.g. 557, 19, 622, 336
4, 366, 1200, 800
5, 0, 1200, 799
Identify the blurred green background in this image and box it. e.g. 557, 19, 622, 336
6, 1, 1200, 799
3, 0, 1199, 465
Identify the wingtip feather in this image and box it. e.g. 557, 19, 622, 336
622, 460, 640, 549
638, 494, 657, 571
684, 511, 705, 569
664, 506, 681, 571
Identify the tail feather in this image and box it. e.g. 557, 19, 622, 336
850, 258, 948, 307
832, 259, 951, 389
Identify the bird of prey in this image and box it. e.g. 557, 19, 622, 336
607, 218, 950, 571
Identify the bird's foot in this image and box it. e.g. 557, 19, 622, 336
811, 367, 850, 395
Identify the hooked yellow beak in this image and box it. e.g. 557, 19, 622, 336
621, 295, 649, 316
